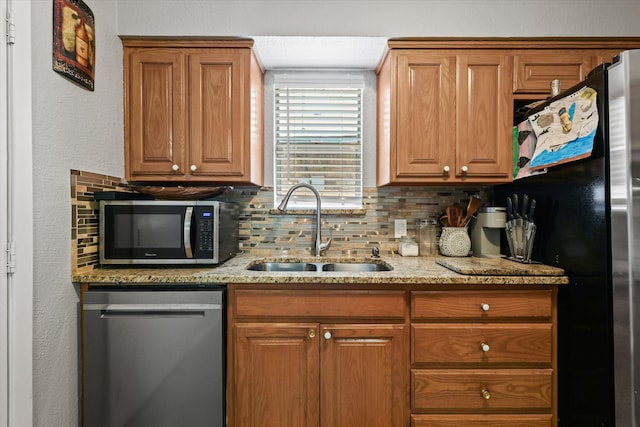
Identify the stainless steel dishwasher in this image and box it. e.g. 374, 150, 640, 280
82, 287, 225, 427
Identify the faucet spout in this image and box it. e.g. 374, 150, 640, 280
277, 183, 331, 257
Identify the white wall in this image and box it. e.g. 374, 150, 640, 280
25, 1, 640, 426
117, 0, 640, 38
30, 1, 122, 426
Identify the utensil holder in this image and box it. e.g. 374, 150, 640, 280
439, 227, 471, 257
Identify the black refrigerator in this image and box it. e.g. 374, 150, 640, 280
494, 50, 640, 426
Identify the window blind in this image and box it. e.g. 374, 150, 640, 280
274, 84, 363, 209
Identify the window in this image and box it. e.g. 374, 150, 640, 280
273, 72, 363, 209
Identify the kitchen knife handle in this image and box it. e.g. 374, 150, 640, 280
522, 194, 529, 220
512, 194, 519, 218
506, 196, 513, 220
529, 199, 537, 222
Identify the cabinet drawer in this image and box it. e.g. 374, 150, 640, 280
411, 290, 552, 320
411, 414, 553, 427
412, 369, 553, 411
412, 324, 552, 365
234, 289, 406, 319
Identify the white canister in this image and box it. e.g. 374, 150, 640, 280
398, 236, 419, 256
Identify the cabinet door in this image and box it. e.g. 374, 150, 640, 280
513, 51, 593, 95
456, 53, 513, 180
189, 50, 245, 177
126, 49, 187, 178
320, 324, 408, 427
234, 323, 319, 427
395, 51, 456, 179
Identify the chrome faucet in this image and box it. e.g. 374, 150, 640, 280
277, 183, 332, 257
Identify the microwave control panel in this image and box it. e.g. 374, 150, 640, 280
196, 208, 215, 252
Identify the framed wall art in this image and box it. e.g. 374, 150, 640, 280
52, 0, 95, 91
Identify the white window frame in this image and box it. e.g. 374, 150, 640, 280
271, 70, 365, 210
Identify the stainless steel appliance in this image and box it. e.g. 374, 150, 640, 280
99, 200, 238, 265
82, 288, 225, 427
495, 50, 640, 426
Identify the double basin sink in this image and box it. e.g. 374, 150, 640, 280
247, 260, 393, 273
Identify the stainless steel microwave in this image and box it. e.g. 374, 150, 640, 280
99, 200, 239, 265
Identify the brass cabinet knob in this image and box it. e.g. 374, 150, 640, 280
323, 331, 332, 340
481, 389, 491, 400
481, 342, 490, 352
171, 164, 180, 171
308, 329, 316, 339
481, 303, 490, 312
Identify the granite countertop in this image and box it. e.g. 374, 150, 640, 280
73, 254, 569, 286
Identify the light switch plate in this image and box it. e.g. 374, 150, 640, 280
394, 219, 407, 238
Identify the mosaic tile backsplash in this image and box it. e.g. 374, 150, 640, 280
71, 169, 488, 272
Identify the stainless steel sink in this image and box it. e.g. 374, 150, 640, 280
321, 262, 391, 272
246, 260, 392, 272
246, 262, 318, 272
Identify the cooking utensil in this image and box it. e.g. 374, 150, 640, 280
445, 205, 462, 228
459, 195, 481, 227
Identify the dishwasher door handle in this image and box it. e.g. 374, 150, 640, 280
84, 303, 222, 319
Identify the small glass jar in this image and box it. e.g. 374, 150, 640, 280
416, 219, 439, 256
551, 79, 562, 96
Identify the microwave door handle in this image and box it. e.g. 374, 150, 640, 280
184, 206, 194, 258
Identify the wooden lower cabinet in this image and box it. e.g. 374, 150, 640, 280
229, 287, 408, 427
234, 323, 319, 427
411, 288, 557, 426
412, 369, 553, 411
411, 414, 554, 427
228, 285, 557, 427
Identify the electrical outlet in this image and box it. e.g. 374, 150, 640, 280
394, 219, 407, 238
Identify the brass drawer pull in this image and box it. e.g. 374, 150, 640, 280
308, 329, 316, 339
481, 388, 491, 400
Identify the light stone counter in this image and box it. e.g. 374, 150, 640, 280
72, 254, 568, 286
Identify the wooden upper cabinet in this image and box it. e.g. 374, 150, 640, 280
188, 51, 244, 177
590, 49, 627, 68
389, 51, 454, 180
513, 50, 593, 95
127, 49, 187, 177
123, 38, 264, 185
377, 48, 512, 185
377, 38, 640, 186
456, 52, 513, 180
